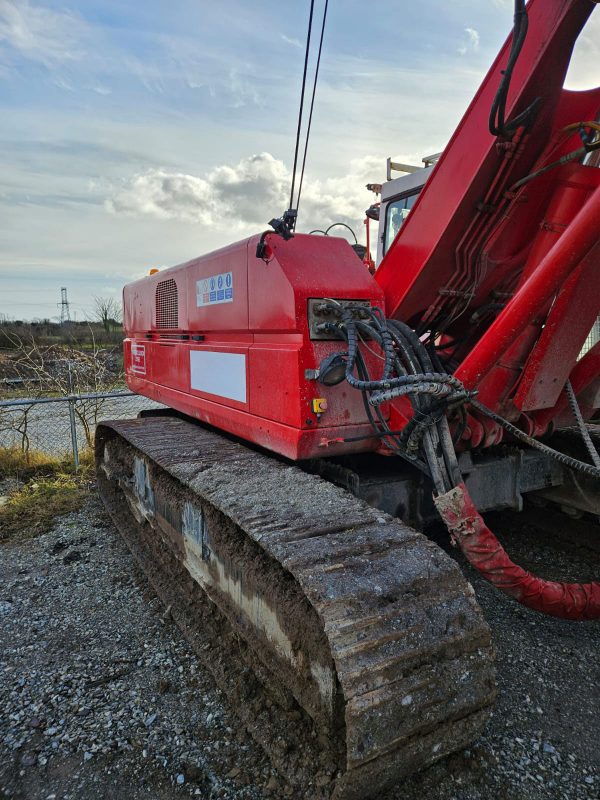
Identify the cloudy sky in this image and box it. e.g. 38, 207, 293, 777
1, 0, 598, 321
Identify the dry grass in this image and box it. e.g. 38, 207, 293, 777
0, 447, 94, 543
0, 446, 94, 479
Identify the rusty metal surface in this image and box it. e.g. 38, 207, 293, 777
96, 415, 496, 799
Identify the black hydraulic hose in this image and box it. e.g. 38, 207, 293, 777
337, 320, 463, 394
332, 308, 466, 492
369, 384, 466, 404
489, 0, 531, 138
386, 320, 456, 493
353, 344, 430, 473
387, 320, 462, 489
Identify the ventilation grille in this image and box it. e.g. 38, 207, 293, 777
155, 278, 178, 329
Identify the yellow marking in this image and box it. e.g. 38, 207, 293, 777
312, 398, 328, 414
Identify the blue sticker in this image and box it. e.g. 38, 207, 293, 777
196, 271, 234, 308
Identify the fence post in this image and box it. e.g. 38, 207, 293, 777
68, 398, 80, 472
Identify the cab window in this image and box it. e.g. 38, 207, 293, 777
383, 190, 420, 255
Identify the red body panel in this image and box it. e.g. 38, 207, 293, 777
124, 234, 385, 460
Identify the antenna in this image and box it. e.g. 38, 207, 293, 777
59, 287, 71, 324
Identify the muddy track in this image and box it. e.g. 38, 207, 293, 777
95, 415, 496, 799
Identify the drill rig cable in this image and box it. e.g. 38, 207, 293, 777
296, 0, 329, 217
365, 314, 457, 492
333, 319, 433, 472
325, 222, 358, 243
565, 380, 600, 470
510, 140, 600, 191
289, 0, 316, 215
387, 320, 462, 489
471, 399, 600, 479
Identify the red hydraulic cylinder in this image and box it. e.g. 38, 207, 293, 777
455, 182, 600, 391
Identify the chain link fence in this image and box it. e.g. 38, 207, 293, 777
0, 391, 162, 466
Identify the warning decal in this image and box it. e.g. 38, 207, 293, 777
196, 271, 233, 307
131, 343, 146, 375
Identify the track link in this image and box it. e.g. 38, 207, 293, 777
96, 415, 496, 799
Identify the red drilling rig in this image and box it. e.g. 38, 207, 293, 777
97, 1, 600, 796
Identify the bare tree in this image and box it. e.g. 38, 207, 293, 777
2, 328, 124, 450
0, 403, 34, 455
93, 296, 122, 333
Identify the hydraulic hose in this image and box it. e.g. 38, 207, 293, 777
434, 483, 600, 621
333, 305, 600, 620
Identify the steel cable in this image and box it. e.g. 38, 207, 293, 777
565, 380, 600, 469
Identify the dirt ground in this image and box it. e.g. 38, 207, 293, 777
0, 495, 598, 800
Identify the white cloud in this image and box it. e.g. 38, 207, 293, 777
564, 7, 600, 90
458, 27, 480, 56
0, 0, 86, 67
281, 33, 302, 48
228, 67, 262, 108
107, 152, 384, 240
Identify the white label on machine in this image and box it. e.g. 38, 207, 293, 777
131, 343, 146, 374
189, 350, 247, 403
196, 271, 233, 307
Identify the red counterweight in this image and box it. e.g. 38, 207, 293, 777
123, 233, 385, 460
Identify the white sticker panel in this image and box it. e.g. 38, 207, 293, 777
190, 350, 247, 403
131, 343, 146, 374
196, 271, 233, 307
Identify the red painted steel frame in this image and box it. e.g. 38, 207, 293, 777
376, 0, 600, 440
455, 181, 600, 390
377, 0, 595, 321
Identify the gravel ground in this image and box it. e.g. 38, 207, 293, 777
0, 494, 598, 800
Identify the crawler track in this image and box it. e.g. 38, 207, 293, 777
96, 415, 496, 799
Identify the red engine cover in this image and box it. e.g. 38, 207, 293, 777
123, 233, 385, 460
